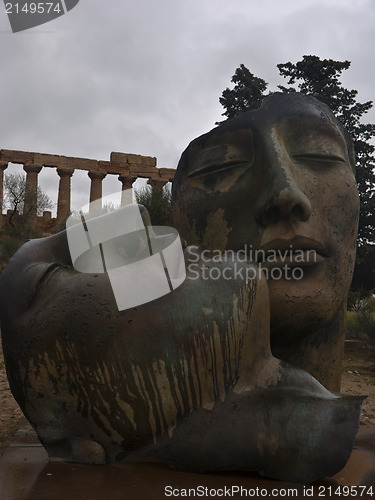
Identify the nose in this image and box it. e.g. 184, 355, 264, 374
255, 154, 312, 227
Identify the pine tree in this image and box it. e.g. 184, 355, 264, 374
216, 64, 268, 124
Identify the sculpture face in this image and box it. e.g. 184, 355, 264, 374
172, 93, 359, 343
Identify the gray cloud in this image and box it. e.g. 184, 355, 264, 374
1, 0, 374, 210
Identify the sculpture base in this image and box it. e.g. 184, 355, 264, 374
0, 422, 374, 500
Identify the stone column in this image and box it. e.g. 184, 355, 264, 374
57, 169, 74, 222
0, 163, 8, 214
88, 172, 106, 212
23, 164, 42, 218
119, 175, 136, 206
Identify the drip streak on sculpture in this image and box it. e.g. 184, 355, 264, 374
22, 285, 254, 457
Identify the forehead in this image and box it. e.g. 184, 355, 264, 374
191, 95, 344, 154
173, 93, 354, 184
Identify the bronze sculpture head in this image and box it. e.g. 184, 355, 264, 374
172, 92, 359, 390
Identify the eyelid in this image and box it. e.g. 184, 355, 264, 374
187, 160, 249, 178
28, 262, 63, 308
292, 153, 346, 163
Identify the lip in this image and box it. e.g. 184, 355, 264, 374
257, 236, 329, 268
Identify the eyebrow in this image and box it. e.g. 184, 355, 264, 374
187, 129, 254, 177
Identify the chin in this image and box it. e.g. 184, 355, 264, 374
268, 283, 345, 342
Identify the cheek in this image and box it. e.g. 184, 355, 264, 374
174, 187, 228, 247
308, 169, 359, 240
309, 171, 359, 288
221, 173, 264, 250
175, 183, 264, 252
329, 185, 359, 288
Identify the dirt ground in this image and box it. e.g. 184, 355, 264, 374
0, 340, 374, 458
341, 340, 375, 424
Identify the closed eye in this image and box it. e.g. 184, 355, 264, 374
28, 262, 63, 307
188, 160, 249, 178
292, 154, 345, 163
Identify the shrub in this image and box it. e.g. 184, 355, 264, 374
346, 310, 375, 342
0, 223, 42, 270
134, 185, 172, 227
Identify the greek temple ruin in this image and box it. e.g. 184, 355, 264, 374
0, 148, 175, 231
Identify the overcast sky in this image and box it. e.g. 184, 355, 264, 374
1, 0, 375, 212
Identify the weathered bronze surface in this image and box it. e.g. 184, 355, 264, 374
173, 92, 359, 392
0, 230, 364, 483
0, 93, 364, 483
